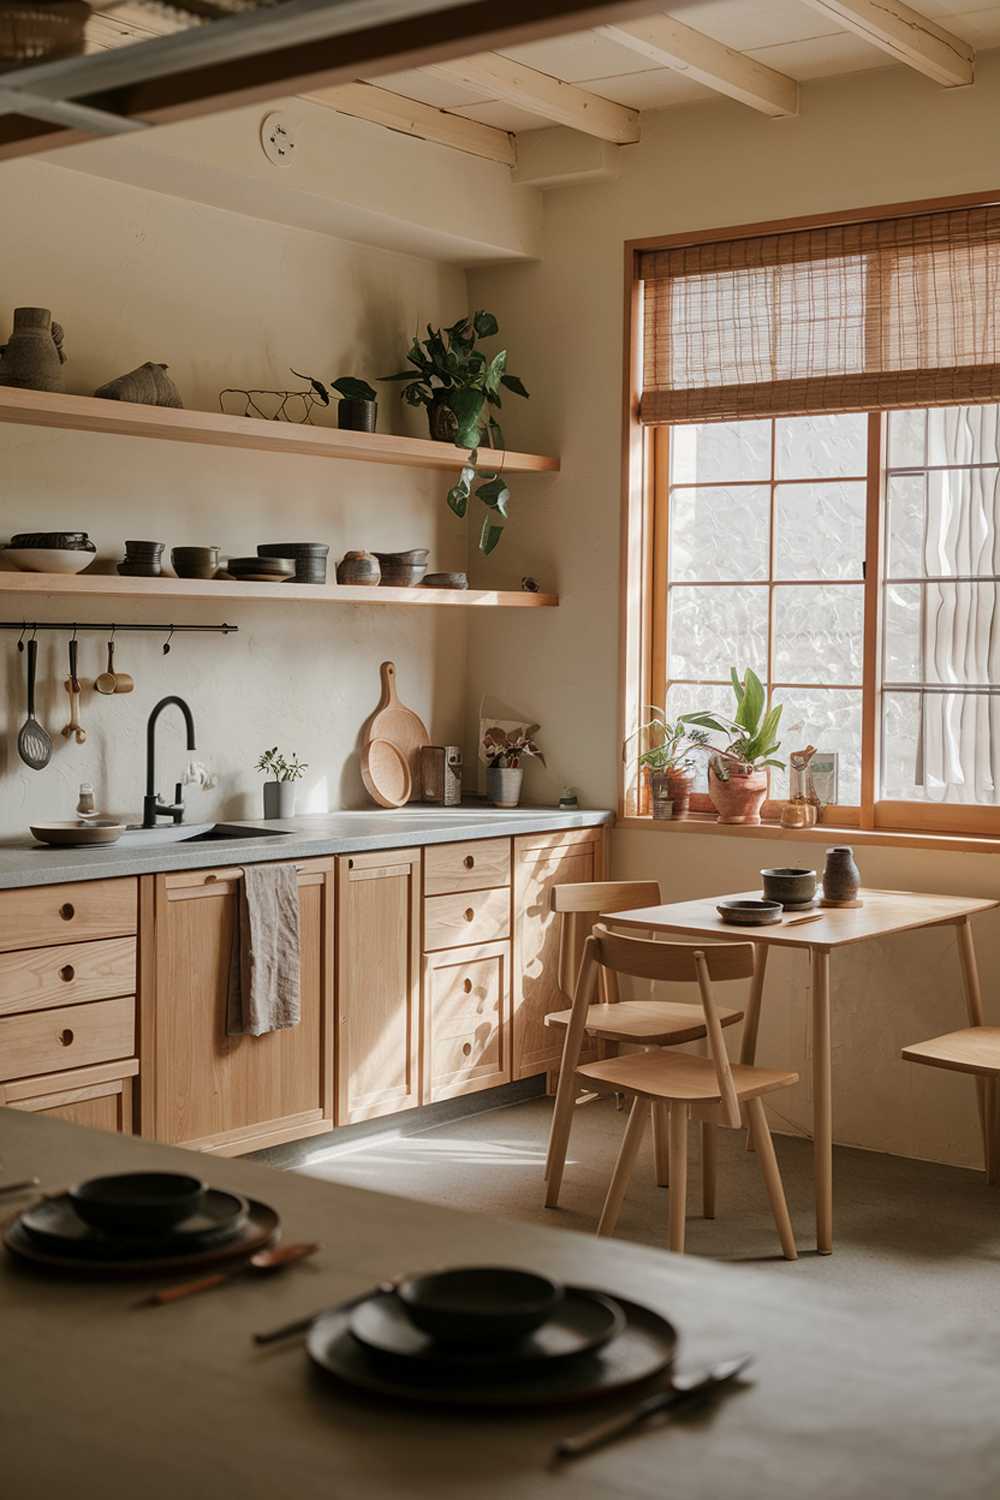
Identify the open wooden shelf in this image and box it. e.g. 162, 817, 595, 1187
0, 571, 558, 609
0, 387, 560, 475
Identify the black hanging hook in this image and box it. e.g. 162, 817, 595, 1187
163, 625, 175, 656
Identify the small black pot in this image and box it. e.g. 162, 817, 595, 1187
338, 398, 377, 433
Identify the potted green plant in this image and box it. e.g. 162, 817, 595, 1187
483, 724, 544, 808
380, 311, 529, 554
681, 668, 784, 826
256, 746, 308, 819
331, 376, 377, 432
623, 709, 708, 818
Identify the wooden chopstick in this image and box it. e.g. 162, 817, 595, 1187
784, 913, 823, 927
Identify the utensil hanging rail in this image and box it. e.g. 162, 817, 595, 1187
0, 622, 238, 634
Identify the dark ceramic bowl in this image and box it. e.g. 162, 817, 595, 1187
172, 546, 219, 579
374, 548, 429, 586
716, 898, 783, 927
69, 1172, 206, 1235
423, 572, 468, 590
397, 1267, 563, 1346
760, 867, 817, 907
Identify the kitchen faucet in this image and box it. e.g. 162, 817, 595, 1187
143, 696, 197, 829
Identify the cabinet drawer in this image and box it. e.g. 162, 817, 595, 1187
0, 879, 137, 953
425, 941, 510, 1102
0, 938, 136, 1017
1, 1060, 138, 1134
424, 839, 511, 896
0, 995, 134, 1082
424, 887, 510, 951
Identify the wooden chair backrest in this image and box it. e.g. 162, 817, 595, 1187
552, 881, 662, 999
586, 925, 750, 1127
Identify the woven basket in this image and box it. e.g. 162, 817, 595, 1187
0, 1, 91, 65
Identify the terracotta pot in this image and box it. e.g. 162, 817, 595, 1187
708, 764, 768, 825
665, 768, 694, 818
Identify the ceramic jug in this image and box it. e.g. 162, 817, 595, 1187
0, 307, 66, 391
822, 846, 861, 904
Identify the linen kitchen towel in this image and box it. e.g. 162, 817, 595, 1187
226, 863, 301, 1036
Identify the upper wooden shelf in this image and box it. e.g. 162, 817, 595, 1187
0, 571, 557, 609
0, 387, 561, 475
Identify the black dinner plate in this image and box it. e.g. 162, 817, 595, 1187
349, 1285, 625, 1375
18, 1188, 249, 1259
308, 1287, 677, 1408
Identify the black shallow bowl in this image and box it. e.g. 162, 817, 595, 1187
398, 1267, 564, 1346
69, 1172, 206, 1235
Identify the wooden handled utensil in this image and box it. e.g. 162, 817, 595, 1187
137, 1241, 320, 1307
17, 638, 52, 770
61, 638, 86, 744
95, 638, 133, 695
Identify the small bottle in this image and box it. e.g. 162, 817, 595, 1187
76, 782, 96, 818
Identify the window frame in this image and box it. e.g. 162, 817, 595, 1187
620, 190, 1000, 840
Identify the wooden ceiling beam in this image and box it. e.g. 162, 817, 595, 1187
307, 80, 515, 164
598, 15, 798, 117
427, 51, 640, 142
798, 0, 974, 87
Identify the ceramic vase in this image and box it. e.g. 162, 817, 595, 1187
822, 846, 861, 903
263, 782, 297, 819
708, 764, 768, 825
486, 766, 523, 808
0, 307, 66, 391
665, 768, 695, 818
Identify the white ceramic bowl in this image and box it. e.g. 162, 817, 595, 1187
4, 548, 95, 575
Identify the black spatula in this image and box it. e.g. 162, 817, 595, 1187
18, 637, 52, 770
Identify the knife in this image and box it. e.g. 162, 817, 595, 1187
553, 1353, 753, 1461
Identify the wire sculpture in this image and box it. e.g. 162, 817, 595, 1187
218, 384, 325, 424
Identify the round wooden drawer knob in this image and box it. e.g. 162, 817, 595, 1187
464, 908, 475, 923
463, 978, 473, 994
59, 1028, 74, 1047
462, 1042, 472, 1057
59, 965, 75, 983
464, 855, 475, 869
59, 903, 75, 921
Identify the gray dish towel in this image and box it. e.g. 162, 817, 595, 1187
226, 863, 301, 1037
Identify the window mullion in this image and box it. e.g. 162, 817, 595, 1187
860, 410, 884, 827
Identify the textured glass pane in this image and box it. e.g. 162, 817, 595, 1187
776, 412, 867, 479
775, 482, 865, 580
774, 584, 864, 684
668, 586, 768, 681
771, 688, 862, 805
666, 682, 735, 792
886, 474, 926, 578
669, 420, 771, 485
887, 408, 926, 469
882, 689, 1000, 805
884, 581, 1000, 686
926, 404, 1000, 467
669, 486, 769, 581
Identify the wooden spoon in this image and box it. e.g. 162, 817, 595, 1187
138, 1241, 320, 1306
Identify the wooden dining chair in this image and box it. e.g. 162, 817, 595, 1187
902, 1027, 1000, 1184
548, 924, 799, 1259
544, 880, 743, 1210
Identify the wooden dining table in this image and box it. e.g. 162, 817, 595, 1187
607, 889, 998, 1254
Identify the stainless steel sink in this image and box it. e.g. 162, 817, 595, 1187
118, 823, 293, 848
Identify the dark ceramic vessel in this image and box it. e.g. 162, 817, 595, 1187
761, 867, 817, 907
70, 1172, 205, 1235
397, 1267, 563, 1346
338, 398, 377, 432
823, 846, 861, 903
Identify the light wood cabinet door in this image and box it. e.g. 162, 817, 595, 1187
5, 1062, 137, 1134
424, 940, 511, 1103
512, 829, 606, 1080
336, 849, 421, 1125
143, 859, 334, 1155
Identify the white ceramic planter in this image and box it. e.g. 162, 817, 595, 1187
486, 766, 523, 808
263, 781, 297, 819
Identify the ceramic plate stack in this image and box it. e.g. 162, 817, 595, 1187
257, 543, 329, 584
226, 556, 295, 583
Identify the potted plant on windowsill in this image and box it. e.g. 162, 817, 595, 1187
483, 724, 544, 808
624, 709, 708, 818
681, 668, 784, 826
256, 747, 308, 819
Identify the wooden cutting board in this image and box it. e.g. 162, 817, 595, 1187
361, 738, 412, 809
361, 662, 430, 803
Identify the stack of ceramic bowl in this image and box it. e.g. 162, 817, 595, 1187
4, 531, 97, 574
226, 555, 295, 583
172, 546, 219, 579
118, 539, 164, 577
257, 542, 329, 584
373, 548, 429, 587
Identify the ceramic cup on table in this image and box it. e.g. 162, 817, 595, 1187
761, 867, 817, 908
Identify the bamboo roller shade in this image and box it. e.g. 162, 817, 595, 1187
638, 205, 1000, 424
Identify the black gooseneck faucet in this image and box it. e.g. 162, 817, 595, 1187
143, 695, 197, 829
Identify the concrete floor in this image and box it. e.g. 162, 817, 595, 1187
280, 1093, 1000, 1316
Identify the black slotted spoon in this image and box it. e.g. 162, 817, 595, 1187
18, 637, 52, 770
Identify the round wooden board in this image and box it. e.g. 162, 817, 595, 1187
361, 737, 412, 809
361, 662, 429, 800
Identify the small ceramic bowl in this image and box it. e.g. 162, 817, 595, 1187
172, 546, 219, 579
3, 547, 95, 574
397, 1267, 563, 1346
422, 572, 468, 590
760, 867, 817, 908
716, 898, 783, 927
70, 1172, 205, 1235
337, 550, 381, 586
374, 549, 429, 587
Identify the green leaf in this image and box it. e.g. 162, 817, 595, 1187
446, 484, 469, 518
450, 388, 486, 449
480, 516, 504, 554
379, 370, 421, 382
459, 464, 476, 490
403, 384, 430, 407
289, 369, 330, 405
477, 476, 510, 517
499, 372, 529, 399
484, 350, 507, 398
473, 310, 499, 338
330, 376, 376, 402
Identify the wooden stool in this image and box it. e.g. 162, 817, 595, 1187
903, 1027, 1000, 1184
549, 924, 799, 1259
544, 880, 743, 1207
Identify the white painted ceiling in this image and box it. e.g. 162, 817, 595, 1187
374, 2, 1000, 131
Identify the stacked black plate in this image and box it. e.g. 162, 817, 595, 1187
118, 539, 165, 577
258, 542, 329, 584
307, 1265, 678, 1408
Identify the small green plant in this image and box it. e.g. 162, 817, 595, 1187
483, 724, 545, 770
256, 747, 309, 783
680, 668, 784, 781
624, 708, 709, 776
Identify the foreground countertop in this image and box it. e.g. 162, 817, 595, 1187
0, 805, 613, 889
4, 1106, 999, 1500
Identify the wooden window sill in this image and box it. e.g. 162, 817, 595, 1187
616, 814, 1000, 857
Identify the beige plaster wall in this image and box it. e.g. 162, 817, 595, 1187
0, 160, 472, 831
466, 55, 1000, 1165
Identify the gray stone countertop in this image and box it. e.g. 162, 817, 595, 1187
0, 805, 613, 890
